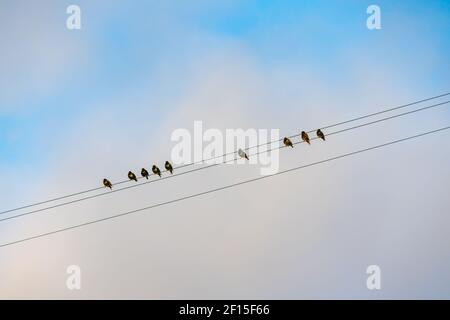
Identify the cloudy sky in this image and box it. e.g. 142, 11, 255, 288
0, 0, 449, 299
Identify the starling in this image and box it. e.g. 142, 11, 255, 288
141, 168, 149, 179
316, 129, 325, 141
103, 178, 112, 190
152, 165, 162, 177
238, 148, 249, 160
301, 131, 310, 145
128, 171, 138, 182
283, 137, 294, 148
165, 161, 173, 174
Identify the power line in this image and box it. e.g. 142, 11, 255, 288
318, 93, 450, 130
1, 93, 449, 215
1, 125, 448, 249
178, 92, 450, 165
0, 100, 448, 223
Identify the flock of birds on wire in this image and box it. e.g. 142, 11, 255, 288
102, 129, 326, 190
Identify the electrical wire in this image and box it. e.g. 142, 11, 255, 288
1, 125, 448, 249
1, 93, 449, 216
0, 100, 448, 223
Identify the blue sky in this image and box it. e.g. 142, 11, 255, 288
1, 0, 449, 168
0, 0, 449, 298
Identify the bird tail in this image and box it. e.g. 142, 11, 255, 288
245, 155, 249, 160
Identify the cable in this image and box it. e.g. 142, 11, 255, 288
0, 100, 448, 223
1, 93, 449, 215
214, 93, 450, 159
1, 126, 448, 249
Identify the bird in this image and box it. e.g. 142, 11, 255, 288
238, 148, 249, 160
128, 171, 138, 182
316, 129, 325, 141
301, 131, 310, 145
152, 165, 162, 177
103, 178, 112, 190
283, 137, 294, 148
141, 168, 149, 179
164, 161, 173, 174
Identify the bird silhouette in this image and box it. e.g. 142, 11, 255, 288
152, 165, 162, 177
141, 168, 149, 179
301, 131, 310, 145
128, 171, 138, 182
238, 148, 249, 160
283, 137, 294, 148
316, 129, 325, 141
164, 161, 173, 174
103, 178, 112, 190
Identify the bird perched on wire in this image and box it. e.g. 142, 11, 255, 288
103, 178, 112, 190
152, 165, 162, 177
141, 168, 149, 179
238, 148, 249, 160
301, 131, 310, 145
283, 137, 294, 148
316, 129, 325, 141
128, 171, 138, 182
165, 161, 173, 174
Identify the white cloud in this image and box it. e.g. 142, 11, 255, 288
0, 1, 90, 112
0, 2, 449, 299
